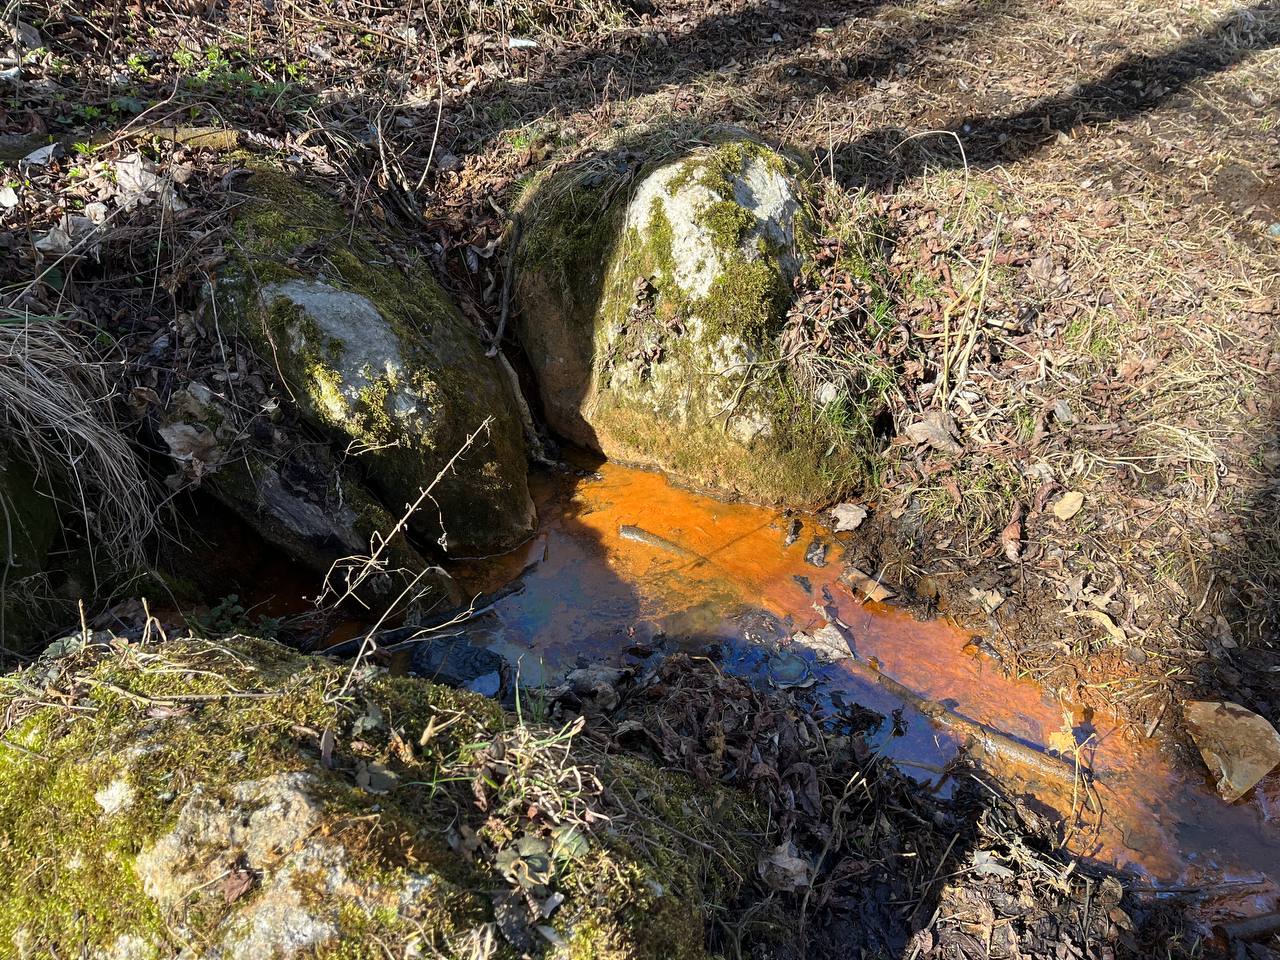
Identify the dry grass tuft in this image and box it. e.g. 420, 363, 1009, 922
0, 313, 157, 579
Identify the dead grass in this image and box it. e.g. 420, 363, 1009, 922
0, 313, 158, 581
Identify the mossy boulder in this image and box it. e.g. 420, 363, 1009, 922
516, 140, 867, 505
0, 634, 765, 959
151, 381, 457, 608
218, 170, 535, 555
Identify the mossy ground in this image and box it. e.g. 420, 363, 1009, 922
0, 635, 765, 958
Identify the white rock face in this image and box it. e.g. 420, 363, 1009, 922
260, 279, 432, 434
622, 151, 804, 300
134, 772, 451, 959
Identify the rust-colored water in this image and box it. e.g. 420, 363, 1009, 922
450, 460, 1280, 923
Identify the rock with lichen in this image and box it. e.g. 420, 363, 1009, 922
516, 139, 870, 505
0, 634, 764, 959
217, 169, 535, 555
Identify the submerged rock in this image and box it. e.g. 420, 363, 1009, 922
517, 139, 873, 506
218, 169, 534, 555
0, 635, 764, 959
1184, 699, 1280, 802
406, 629, 508, 691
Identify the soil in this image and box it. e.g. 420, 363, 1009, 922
3, 0, 1280, 956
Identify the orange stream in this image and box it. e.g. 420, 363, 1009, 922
450, 461, 1280, 921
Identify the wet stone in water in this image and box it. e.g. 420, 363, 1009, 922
804, 539, 828, 568
769, 652, 814, 689
409, 636, 508, 691
784, 517, 802, 546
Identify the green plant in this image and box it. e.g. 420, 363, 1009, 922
189, 595, 283, 640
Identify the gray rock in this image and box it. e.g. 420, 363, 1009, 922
518, 140, 871, 507
259, 280, 429, 443
221, 170, 535, 555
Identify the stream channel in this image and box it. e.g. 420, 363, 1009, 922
276, 457, 1280, 929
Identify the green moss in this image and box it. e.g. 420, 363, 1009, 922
518, 169, 625, 323
697, 200, 755, 253
700, 257, 788, 345
0, 639, 340, 954
0, 637, 767, 958
592, 387, 864, 506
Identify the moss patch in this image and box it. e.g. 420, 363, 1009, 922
0, 635, 766, 958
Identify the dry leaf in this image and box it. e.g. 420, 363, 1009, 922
1069, 609, 1127, 643
830, 502, 867, 531
1000, 503, 1025, 562
904, 410, 963, 454
158, 422, 219, 462
320, 727, 335, 768
221, 865, 256, 904
1053, 491, 1085, 521
841, 565, 895, 603
791, 624, 852, 663
970, 587, 1005, 613
758, 841, 812, 891
355, 759, 398, 794
1184, 700, 1280, 802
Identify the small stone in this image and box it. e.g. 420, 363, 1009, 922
768, 653, 814, 689
784, 517, 802, 546
804, 539, 828, 567
830, 502, 867, 531
1184, 700, 1280, 802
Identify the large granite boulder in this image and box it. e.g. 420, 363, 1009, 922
218, 170, 535, 555
516, 140, 867, 505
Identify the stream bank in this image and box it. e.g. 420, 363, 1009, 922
226, 453, 1280, 951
